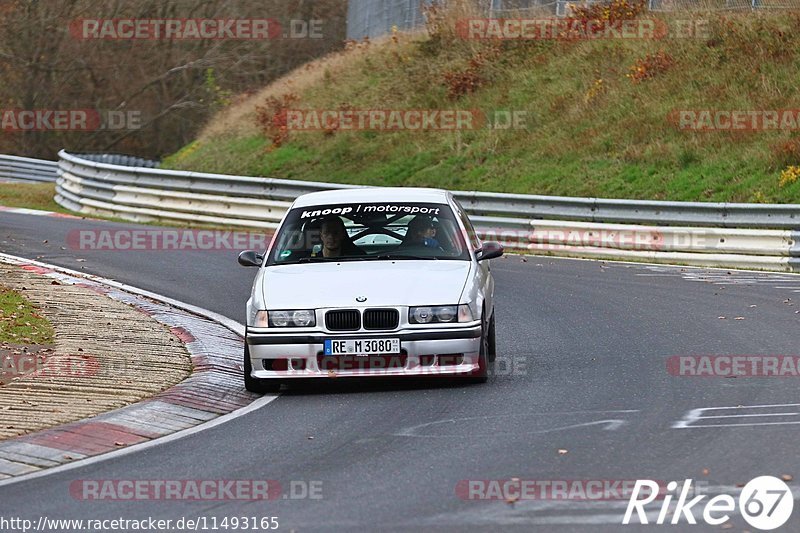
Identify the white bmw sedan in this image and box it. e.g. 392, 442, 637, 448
238, 187, 503, 392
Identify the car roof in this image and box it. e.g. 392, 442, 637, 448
291, 187, 451, 208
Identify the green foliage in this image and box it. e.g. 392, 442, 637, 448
165, 10, 800, 203
0, 286, 53, 345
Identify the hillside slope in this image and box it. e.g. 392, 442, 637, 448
164, 7, 800, 203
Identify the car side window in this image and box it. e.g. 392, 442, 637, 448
453, 200, 481, 250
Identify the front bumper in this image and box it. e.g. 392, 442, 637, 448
246, 326, 482, 379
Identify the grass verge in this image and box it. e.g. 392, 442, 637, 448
0, 284, 54, 344
0, 183, 69, 213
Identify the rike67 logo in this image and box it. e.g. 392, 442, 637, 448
623, 476, 793, 530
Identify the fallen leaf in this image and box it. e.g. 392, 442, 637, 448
702, 468, 710, 476
782, 474, 793, 482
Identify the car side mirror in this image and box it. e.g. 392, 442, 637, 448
238, 250, 264, 267
476, 241, 504, 262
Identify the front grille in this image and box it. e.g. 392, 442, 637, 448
325, 309, 360, 331
363, 308, 399, 330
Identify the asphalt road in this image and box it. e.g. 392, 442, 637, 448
2, 210, 800, 532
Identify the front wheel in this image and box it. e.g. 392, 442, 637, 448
487, 313, 497, 363
244, 344, 282, 393
470, 311, 495, 384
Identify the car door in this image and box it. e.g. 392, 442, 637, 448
451, 196, 495, 321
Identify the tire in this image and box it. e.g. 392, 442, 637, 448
470, 310, 494, 384
244, 344, 282, 393
487, 313, 497, 363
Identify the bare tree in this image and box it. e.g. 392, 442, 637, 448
0, 0, 346, 159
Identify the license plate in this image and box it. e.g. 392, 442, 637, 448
323, 338, 400, 356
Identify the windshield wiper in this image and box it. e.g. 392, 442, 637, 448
368, 254, 437, 261
277, 254, 437, 265
295, 256, 371, 263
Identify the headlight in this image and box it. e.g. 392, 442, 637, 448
409, 304, 472, 324
290, 309, 315, 327
409, 306, 433, 324
255, 309, 316, 328
435, 306, 456, 322
269, 310, 290, 327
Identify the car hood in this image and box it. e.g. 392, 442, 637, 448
260, 260, 472, 309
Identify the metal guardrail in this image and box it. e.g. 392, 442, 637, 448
56, 150, 800, 229
34, 150, 800, 272
72, 153, 160, 169
0, 155, 58, 183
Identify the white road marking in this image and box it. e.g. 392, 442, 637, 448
673, 403, 800, 429
699, 413, 799, 419
395, 410, 637, 438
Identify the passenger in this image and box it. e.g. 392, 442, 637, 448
421, 222, 440, 249
402, 215, 441, 250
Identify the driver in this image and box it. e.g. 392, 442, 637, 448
314, 216, 365, 258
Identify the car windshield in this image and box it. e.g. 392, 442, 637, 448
265, 201, 470, 265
